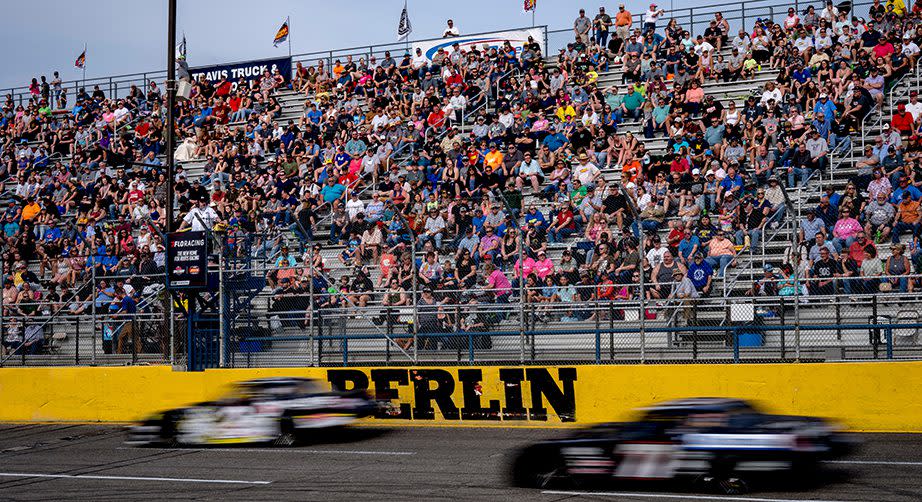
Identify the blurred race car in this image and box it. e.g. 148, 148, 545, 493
510, 398, 855, 494
127, 377, 379, 447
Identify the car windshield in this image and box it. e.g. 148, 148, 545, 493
217, 379, 321, 403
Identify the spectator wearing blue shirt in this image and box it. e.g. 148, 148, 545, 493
811, 113, 831, 140
305, 103, 323, 124
320, 177, 347, 205
523, 205, 547, 230
541, 126, 568, 152
678, 232, 701, 264
891, 176, 922, 204
687, 253, 714, 295
812, 93, 836, 122
42, 221, 62, 243
344, 132, 367, 157
717, 166, 744, 200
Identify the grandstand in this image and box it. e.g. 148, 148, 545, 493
3, 0, 922, 369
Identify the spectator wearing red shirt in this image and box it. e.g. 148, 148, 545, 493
892, 104, 915, 136
872, 38, 895, 59
669, 153, 690, 174
548, 201, 576, 243
426, 104, 446, 130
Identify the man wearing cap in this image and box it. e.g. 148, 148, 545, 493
813, 93, 837, 122
892, 103, 915, 136
643, 3, 665, 34
573, 153, 601, 187
614, 4, 632, 42
892, 191, 922, 244
593, 7, 612, 48
805, 129, 830, 173
574, 9, 592, 45
906, 92, 922, 126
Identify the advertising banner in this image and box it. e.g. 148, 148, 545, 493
412, 27, 545, 60
189, 56, 291, 85
166, 231, 208, 289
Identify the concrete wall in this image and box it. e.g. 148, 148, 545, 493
1, 362, 920, 431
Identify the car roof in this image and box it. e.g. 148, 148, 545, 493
641, 397, 752, 413
237, 377, 316, 388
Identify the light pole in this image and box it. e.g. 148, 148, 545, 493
166, 0, 177, 232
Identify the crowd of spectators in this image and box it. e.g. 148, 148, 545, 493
3, 1, 922, 354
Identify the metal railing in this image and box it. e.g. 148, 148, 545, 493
2, 0, 880, 109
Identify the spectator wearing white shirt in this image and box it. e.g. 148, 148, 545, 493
573, 153, 601, 187
793, 31, 814, 55
442, 19, 459, 38
760, 81, 783, 106
819, 1, 839, 22
180, 199, 220, 232
419, 208, 446, 250
906, 91, 922, 122
517, 151, 543, 192
643, 3, 665, 34
345, 192, 365, 220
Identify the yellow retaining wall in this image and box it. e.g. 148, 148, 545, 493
1, 362, 920, 431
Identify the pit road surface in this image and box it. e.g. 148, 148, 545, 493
0, 425, 920, 501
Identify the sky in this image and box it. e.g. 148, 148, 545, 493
2, 0, 741, 91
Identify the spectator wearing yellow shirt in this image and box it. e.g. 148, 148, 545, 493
20, 198, 41, 222
484, 144, 504, 171
555, 102, 577, 122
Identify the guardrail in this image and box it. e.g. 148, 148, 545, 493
1, 0, 877, 109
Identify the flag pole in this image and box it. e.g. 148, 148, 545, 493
82, 43, 87, 91
287, 16, 292, 61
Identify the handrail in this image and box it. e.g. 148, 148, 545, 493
3, 0, 879, 107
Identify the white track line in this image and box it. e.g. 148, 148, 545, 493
826, 459, 922, 466
542, 490, 848, 502
0, 472, 270, 485
117, 446, 415, 455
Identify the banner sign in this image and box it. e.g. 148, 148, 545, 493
327, 367, 576, 422
189, 56, 291, 85
167, 231, 208, 289
412, 28, 545, 61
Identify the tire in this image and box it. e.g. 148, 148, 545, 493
157, 415, 182, 447
273, 417, 299, 447
510, 448, 569, 489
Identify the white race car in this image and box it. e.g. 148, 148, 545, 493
127, 377, 380, 446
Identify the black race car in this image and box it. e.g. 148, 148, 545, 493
127, 377, 379, 447
511, 398, 855, 494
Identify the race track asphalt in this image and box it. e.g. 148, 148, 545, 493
0, 424, 920, 501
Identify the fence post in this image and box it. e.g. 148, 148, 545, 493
689, 8, 695, 37
741, 4, 746, 33
732, 327, 740, 363
218, 238, 225, 368
308, 244, 315, 367
0, 262, 4, 363
91, 266, 97, 365
886, 328, 894, 360
131, 318, 138, 365
74, 315, 80, 365
794, 265, 801, 362
594, 299, 601, 364
169, 294, 175, 366
779, 297, 786, 360
871, 295, 879, 359
518, 226, 526, 365
411, 236, 418, 363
